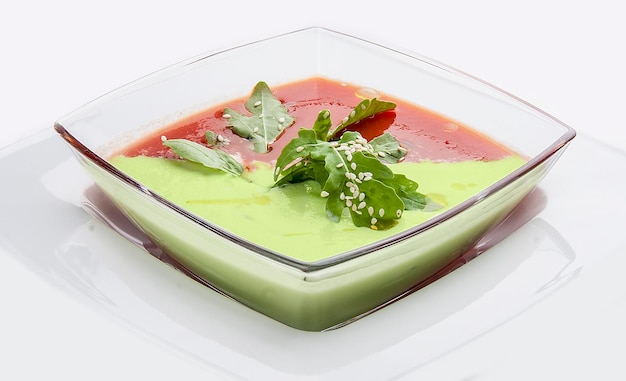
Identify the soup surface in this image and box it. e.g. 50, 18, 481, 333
110, 77, 525, 262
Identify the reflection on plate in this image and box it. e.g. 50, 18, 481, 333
0, 131, 589, 379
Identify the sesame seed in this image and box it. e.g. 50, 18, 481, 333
296, 146, 304, 153
253, 127, 259, 133
379, 208, 385, 217
358, 201, 366, 209
217, 134, 225, 142
222, 113, 231, 119
278, 117, 285, 123
258, 114, 264, 118
330, 141, 339, 147
371, 217, 378, 225
254, 100, 262, 107
352, 204, 358, 212
336, 162, 344, 168
341, 116, 349, 124
274, 166, 281, 176
320, 191, 330, 198
368, 206, 374, 216
361, 104, 367, 110
346, 181, 355, 188
340, 192, 345, 200
350, 162, 357, 171
359, 193, 366, 201
323, 110, 330, 119
378, 151, 386, 157
160, 135, 167, 141
354, 209, 363, 215
349, 110, 355, 118
346, 199, 353, 207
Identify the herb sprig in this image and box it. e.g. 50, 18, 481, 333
274, 105, 434, 230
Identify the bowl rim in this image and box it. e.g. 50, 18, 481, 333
54, 26, 577, 272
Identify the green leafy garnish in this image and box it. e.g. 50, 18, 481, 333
323, 98, 396, 141
223, 81, 295, 153
163, 138, 243, 176
163, 81, 436, 230
275, 102, 437, 230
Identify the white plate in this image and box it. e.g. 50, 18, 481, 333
1, 129, 625, 379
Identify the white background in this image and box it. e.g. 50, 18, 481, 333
1, 1, 624, 380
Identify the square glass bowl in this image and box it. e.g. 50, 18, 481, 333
54, 27, 575, 331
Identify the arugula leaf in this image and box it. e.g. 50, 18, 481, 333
205, 131, 231, 147
274, 128, 433, 230
326, 98, 396, 141
163, 138, 243, 176
369, 132, 408, 164
223, 81, 295, 153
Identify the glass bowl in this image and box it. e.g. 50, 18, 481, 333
54, 27, 575, 331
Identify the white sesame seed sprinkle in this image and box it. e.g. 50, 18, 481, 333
379, 208, 385, 217
368, 206, 374, 216
296, 146, 304, 152
340, 192, 345, 200
346, 199, 353, 207
359, 193, 366, 201
350, 162, 357, 171
320, 191, 330, 198
160, 135, 167, 141
278, 117, 285, 123
253, 127, 259, 133
342, 116, 349, 124
222, 113, 231, 119
254, 100, 262, 107
358, 201, 366, 209
349, 110, 356, 118
336, 162, 344, 168
378, 151, 386, 157
371, 217, 378, 225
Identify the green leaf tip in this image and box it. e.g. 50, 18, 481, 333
223, 81, 295, 153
